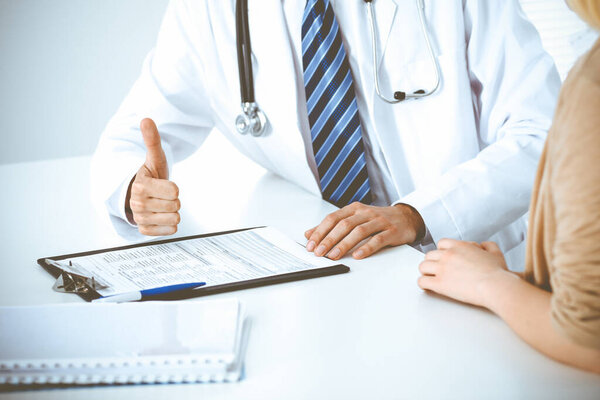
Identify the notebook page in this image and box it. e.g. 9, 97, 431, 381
57, 227, 336, 296
0, 299, 239, 363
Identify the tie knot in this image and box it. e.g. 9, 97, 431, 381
307, 0, 328, 12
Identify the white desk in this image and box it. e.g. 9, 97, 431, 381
1, 135, 598, 399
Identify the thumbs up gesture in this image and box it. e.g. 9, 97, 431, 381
127, 118, 181, 236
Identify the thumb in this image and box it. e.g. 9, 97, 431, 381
140, 118, 168, 179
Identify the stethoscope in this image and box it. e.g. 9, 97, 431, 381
235, 0, 441, 137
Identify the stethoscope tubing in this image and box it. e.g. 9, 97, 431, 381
236, 0, 255, 103
235, 0, 442, 136
236, 0, 267, 136
366, 0, 441, 103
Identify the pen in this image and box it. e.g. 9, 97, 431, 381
91, 282, 206, 303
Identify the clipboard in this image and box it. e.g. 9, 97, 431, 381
37, 227, 350, 302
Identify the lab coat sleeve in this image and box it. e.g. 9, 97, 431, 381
400, 0, 560, 248
90, 0, 214, 240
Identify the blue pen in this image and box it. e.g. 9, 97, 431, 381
91, 282, 206, 303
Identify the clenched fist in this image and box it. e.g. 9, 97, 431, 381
126, 118, 181, 236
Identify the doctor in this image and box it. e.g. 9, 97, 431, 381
92, 0, 559, 267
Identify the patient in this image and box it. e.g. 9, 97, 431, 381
417, 0, 600, 373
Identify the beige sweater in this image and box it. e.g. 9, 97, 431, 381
525, 38, 600, 350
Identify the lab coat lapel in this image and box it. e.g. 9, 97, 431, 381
247, 0, 321, 196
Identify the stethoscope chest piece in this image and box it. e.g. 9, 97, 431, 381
236, 102, 268, 136
235, 0, 268, 137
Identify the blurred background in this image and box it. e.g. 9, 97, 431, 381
0, 0, 168, 164
0, 0, 597, 165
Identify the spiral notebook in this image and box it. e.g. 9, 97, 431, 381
0, 298, 248, 386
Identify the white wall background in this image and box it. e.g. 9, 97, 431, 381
0, 0, 597, 165
0, 0, 169, 165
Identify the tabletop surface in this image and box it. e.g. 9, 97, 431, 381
0, 135, 598, 400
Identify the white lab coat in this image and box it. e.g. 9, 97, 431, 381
91, 0, 560, 268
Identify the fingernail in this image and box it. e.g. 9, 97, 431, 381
315, 245, 326, 256
328, 248, 340, 259
353, 250, 364, 259
306, 240, 316, 252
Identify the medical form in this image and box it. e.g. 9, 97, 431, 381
48, 227, 343, 298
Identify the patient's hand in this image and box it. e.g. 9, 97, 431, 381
417, 239, 511, 308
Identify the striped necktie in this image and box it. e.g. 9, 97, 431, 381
302, 0, 372, 208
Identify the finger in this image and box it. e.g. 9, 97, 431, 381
437, 238, 462, 250
138, 224, 178, 236
418, 260, 438, 276
417, 275, 439, 291
133, 212, 180, 227
132, 176, 179, 201
307, 207, 356, 252
481, 241, 502, 255
135, 164, 154, 178
352, 231, 392, 259
304, 227, 315, 240
424, 249, 444, 261
130, 197, 180, 213
314, 214, 373, 258
326, 219, 384, 260
140, 118, 168, 179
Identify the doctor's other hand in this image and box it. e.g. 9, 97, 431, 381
126, 118, 181, 236
304, 203, 425, 260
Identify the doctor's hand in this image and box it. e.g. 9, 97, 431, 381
126, 118, 181, 236
304, 203, 425, 260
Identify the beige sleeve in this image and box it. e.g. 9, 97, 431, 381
549, 55, 600, 350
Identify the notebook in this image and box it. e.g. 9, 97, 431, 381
0, 298, 248, 386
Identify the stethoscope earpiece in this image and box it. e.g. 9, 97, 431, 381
393, 91, 406, 101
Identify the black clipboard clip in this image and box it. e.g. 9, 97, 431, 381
44, 259, 108, 294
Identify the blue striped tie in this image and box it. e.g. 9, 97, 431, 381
302, 0, 372, 208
